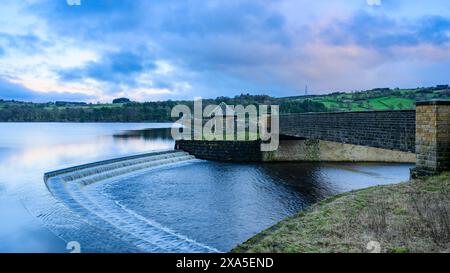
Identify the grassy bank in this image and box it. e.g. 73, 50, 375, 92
233, 173, 450, 253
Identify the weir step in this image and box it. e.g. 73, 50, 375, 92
43, 150, 217, 253
60, 151, 191, 183
75, 155, 195, 186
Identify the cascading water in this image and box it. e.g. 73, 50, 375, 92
44, 150, 219, 253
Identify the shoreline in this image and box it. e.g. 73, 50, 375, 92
233, 173, 450, 253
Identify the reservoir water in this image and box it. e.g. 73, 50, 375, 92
0, 123, 413, 253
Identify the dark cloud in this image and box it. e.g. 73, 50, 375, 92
2, 1, 450, 100
34, 1, 294, 97
0, 33, 44, 54
29, 0, 146, 39
0, 80, 93, 102
417, 16, 450, 45
32, 1, 291, 63
61, 49, 156, 85
322, 11, 450, 48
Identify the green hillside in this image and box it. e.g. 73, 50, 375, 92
290, 87, 450, 111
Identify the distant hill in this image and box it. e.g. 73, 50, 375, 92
288, 86, 450, 111
0, 86, 449, 122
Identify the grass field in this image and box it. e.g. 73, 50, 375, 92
233, 173, 450, 253
292, 88, 450, 112
306, 96, 415, 111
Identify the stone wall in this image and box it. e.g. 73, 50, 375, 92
263, 139, 415, 163
175, 140, 263, 162
175, 139, 415, 163
280, 110, 416, 153
412, 100, 450, 177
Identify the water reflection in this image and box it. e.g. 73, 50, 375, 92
0, 123, 174, 253
98, 161, 412, 252
0, 123, 413, 253
113, 128, 174, 141
256, 163, 333, 204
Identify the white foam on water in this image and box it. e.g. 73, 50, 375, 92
85, 186, 219, 252
44, 151, 220, 253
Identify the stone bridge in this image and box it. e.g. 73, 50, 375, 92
279, 110, 416, 153
176, 100, 450, 177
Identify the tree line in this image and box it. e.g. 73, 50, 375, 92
0, 95, 327, 122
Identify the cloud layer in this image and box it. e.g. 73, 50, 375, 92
0, 0, 450, 102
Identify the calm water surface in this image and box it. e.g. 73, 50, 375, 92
0, 123, 174, 253
0, 123, 413, 252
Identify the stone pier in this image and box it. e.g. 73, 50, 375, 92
411, 100, 450, 178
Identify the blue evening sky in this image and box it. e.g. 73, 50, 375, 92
0, 0, 449, 102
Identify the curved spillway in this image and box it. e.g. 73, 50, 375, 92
44, 150, 219, 253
